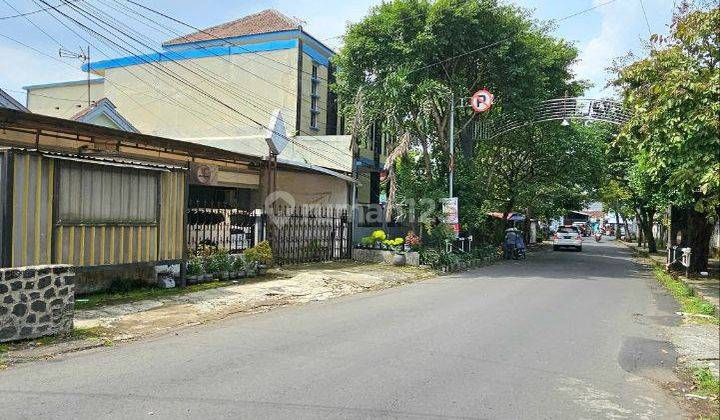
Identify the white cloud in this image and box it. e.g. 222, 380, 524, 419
575, 0, 674, 98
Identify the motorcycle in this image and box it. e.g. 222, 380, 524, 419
594, 233, 602, 243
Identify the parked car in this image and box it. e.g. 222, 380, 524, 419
553, 226, 583, 251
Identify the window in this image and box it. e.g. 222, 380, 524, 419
58, 161, 158, 224
310, 62, 321, 130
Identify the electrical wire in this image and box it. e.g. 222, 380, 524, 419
91, 0, 350, 157
638, 0, 652, 37
63, 0, 352, 163
38, 0, 351, 169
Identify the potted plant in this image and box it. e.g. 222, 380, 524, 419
232, 254, 247, 279
186, 256, 203, 285
245, 241, 273, 276
405, 231, 422, 253
359, 236, 374, 250
211, 249, 232, 281
371, 230, 386, 249
383, 237, 407, 266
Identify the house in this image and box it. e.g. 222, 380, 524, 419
0, 107, 353, 292
0, 88, 28, 112
23, 9, 385, 211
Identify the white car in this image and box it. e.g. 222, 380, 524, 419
553, 226, 583, 251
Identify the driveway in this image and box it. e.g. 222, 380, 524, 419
0, 240, 686, 419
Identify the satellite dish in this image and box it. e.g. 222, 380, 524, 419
265, 109, 289, 155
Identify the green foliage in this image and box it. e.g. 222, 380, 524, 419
335, 0, 597, 237
187, 256, 204, 276
383, 237, 406, 253
205, 248, 232, 274
692, 366, 720, 397
653, 266, 719, 321
232, 254, 246, 272
612, 6, 720, 213
371, 230, 387, 242
244, 241, 274, 266
360, 236, 375, 246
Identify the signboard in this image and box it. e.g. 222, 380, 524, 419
265, 109, 289, 155
188, 163, 219, 186
442, 198, 460, 238
442, 198, 459, 224
470, 89, 494, 113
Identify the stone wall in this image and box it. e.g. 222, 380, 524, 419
0, 265, 75, 343
352, 249, 421, 266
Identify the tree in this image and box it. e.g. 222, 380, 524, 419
611, 4, 719, 271
334, 0, 588, 237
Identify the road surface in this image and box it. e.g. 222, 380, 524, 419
1, 240, 685, 419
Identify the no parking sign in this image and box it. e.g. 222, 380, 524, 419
470, 89, 494, 113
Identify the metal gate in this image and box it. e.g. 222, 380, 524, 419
266, 206, 351, 265
186, 201, 257, 253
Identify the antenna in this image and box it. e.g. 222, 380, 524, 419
59, 46, 91, 107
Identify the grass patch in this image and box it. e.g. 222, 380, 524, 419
692, 367, 720, 398
75, 280, 248, 310
653, 266, 719, 323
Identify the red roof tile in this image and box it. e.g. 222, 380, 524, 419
163, 9, 300, 46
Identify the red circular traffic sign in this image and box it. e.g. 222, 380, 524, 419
470, 89, 494, 113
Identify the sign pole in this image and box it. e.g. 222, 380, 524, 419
449, 93, 455, 199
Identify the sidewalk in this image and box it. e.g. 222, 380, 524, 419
619, 240, 720, 383
623, 241, 719, 311
2, 262, 436, 366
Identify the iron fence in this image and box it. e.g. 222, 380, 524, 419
186, 201, 257, 254
267, 206, 351, 265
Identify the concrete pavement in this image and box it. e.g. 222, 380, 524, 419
0, 240, 688, 419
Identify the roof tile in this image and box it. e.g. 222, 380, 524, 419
164, 9, 300, 46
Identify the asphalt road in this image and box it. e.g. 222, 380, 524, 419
1, 240, 685, 419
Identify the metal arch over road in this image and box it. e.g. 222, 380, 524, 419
478, 97, 631, 140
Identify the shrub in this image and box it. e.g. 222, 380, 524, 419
232, 254, 246, 271
371, 230, 387, 242
360, 236, 374, 247
187, 256, 204, 276
206, 249, 232, 273
405, 231, 422, 250
383, 237, 405, 252
245, 241, 273, 266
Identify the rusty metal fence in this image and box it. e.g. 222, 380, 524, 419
266, 206, 351, 265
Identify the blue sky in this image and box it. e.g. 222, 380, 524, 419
0, 0, 675, 104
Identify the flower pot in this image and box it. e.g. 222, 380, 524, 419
257, 264, 268, 275
392, 253, 406, 266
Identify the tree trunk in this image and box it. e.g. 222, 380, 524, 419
635, 209, 644, 247
685, 207, 714, 273
613, 208, 621, 238
669, 204, 688, 247
642, 209, 657, 253
620, 212, 631, 240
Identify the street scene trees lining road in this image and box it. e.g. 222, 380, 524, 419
0, 0, 718, 418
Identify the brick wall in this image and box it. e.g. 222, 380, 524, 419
0, 265, 75, 343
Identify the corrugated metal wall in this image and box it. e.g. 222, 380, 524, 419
11, 153, 53, 266
9, 152, 185, 267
